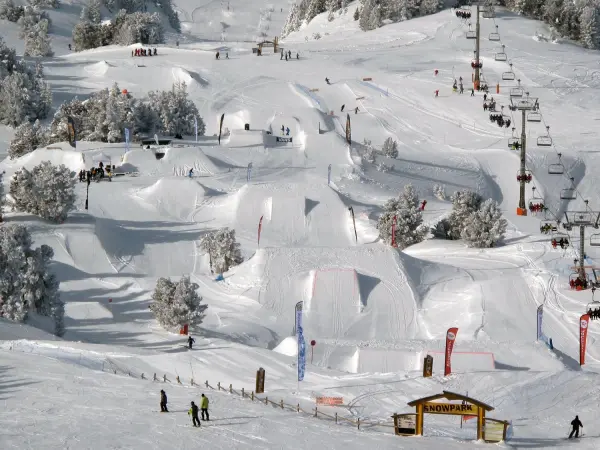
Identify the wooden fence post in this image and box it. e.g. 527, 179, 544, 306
357, 418, 360, 430
229, 384, 232, 393
217, 382, 221, 390
191, 378, 195, 386
163, 374, 167, 382
251, 391, 254, 401
335, 412, 338, 424
314, 407, 318, 417
265, 396, 268, 405
241, 388, 245, 397
297, 404, 300, 413
153, 373, 157, 381
205, 380, 208, 388
280, 399, 284, 409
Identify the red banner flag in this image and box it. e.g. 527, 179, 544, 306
391, 215, 397, 248
444, 327, 459, 376
580, 314, 590, 366
258, 216, 264, 247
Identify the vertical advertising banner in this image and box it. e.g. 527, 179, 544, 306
391, 215, 397, 248
537, 304, 543, 341
218, 113, 225, 145
67, 117, 77, 148
444, 327, 459, 376
296, 301, 305, 382
580, 314, 590, 366
345, 114, 351, 144
257, 215, 263, 247
124, 128, 130, 152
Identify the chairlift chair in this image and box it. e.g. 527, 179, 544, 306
495, 52, 507, 62
510, 87, 524, 98
466, 24, 476, 39
540, 220, 558, 234
560, 188, 576, 200
489, 25, 500, 41
508, 137, 520, 149
516, 169, 533, 183
586, 301, 600, 318
527, 111, 542, 122
590, 234, 600, 247
548, 153, 565, 175
502, 71, 515, 81
537, 126, 552, 147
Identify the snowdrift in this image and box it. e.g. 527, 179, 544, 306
1, 148, 85, 176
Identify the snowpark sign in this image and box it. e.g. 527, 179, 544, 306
422, 402, 479, 416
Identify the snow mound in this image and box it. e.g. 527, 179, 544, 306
133, 177, 209, 221
171, 67, 209, 89
273, 335, 298, 356
120, 146, 219, 176
1, 148, 85, 176
85, 60, 113, 77
234, 183, 354, 247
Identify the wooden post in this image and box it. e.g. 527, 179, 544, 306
205, 380, 208, 388
176, 376, 181, 384
141, 373, 145, 379
153, 373, 157, 381
335, 412, 338, 424
357, 418, 360, 430
163, 374, 166, 382
191, 378, 194, 386
392, 414, 398, 435
217, 382, 221, 390
297, 404, 300, 413
265, 396, 268, 405
229, 384, 232, 393
241, 388, 245, 397
280, 399, 284, 409
477, 408, 485, 440
502, 421, 508, 441
251, 391, 254, 401
314, 407, 318, 417
416, 404, 424, 436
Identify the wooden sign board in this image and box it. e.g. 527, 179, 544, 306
423, 402, 479, 416
396, 415, 416, 435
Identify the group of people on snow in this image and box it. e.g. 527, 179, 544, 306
280, 125, 291, 136
216, 51, 229, 59
340, 104, 360, 114
133, 48, 157, 57
280, 49, 299, 60
160, 389, 210, 427
78, 162, 112, 183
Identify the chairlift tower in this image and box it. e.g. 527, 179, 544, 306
511, 93, 538, 216
563, 204, 600, 281
474, 2, 481, 89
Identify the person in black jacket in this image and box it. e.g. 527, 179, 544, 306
188, 336, 195, 349
160, 390, 168, 412
188, 401, 201, 427
569, 415, 583, 438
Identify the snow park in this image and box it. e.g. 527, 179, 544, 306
4, 0, 600, 447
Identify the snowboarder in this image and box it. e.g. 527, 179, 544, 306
201, 394, 210, 421
188, 401, 201, 427
153, 48, 157, 55
188, 168, 194, 178
160, 390, 168, 412
288, 50, 291, 59
281, 49, 284, 60
452, 80, 457, 92
471, 88, 475, 96
285, 53, 288, 61
285, 127, 290, 136
69, 43, 72, 51
434, 69, 438, 76
459, 83, 464, 94
226, 52, 229, 59
435, 90, 439, 97
296, 52, 299, 59
355, 107, 359, 114
483, 93, 487, 101
341, 104, 345, 112
216, 52, 220, 59
420, 200, 427, 211
281, 125, 285, 135
325, 77, 330, 84
569, 416, 583, 438
188, 335, 195, 349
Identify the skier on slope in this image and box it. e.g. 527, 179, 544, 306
285, 127, 290, 136
188, 335, 195, 349
160, 389, 168, 412
341, 104, 345, 112
201, 394, 210, 421
569, 416, 583, 438
325, 77, 330, 84
188, 168, 194, 178
188, 401, 201, 427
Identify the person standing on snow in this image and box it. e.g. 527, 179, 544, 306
188, 335, 195, 349
200, 394, 210, 421
188, 401, 201, 427
281, 125, 285, 135
341, 104, 345, 112
325, 77, 330, 84
285, 127, 290, 136
160, 390, 168, 412
569, 416, 583, 438
354, 107, 359, 114
188, 168, 194, 178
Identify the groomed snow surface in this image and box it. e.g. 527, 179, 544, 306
3, 1, 600, 448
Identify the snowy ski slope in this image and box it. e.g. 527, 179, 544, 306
2, 0, 600, 447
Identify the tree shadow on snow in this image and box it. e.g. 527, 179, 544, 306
0, 365, 39, 400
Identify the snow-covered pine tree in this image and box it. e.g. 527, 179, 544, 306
10, 161, 76, 223
377, 184, 426, 249
447, 189, 482, 240
281, 3, 299, 37
359, 0, 374, 30
9, 120, 48, 159
368, 4, 382, 31
382, 136, 398, 158
200, 227, 244, 274
305, 0, 326, 23
21, 18, 53, 57
0, 0, 24, 22
149, 276, 207, 330
86, 0, 102, 23
170, 276, 207, 328
327, 0, 337, 21
353, 6, 359, 20
148, 82, 202, 137
580, 5, 600, 49
461, 198, 507, 248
